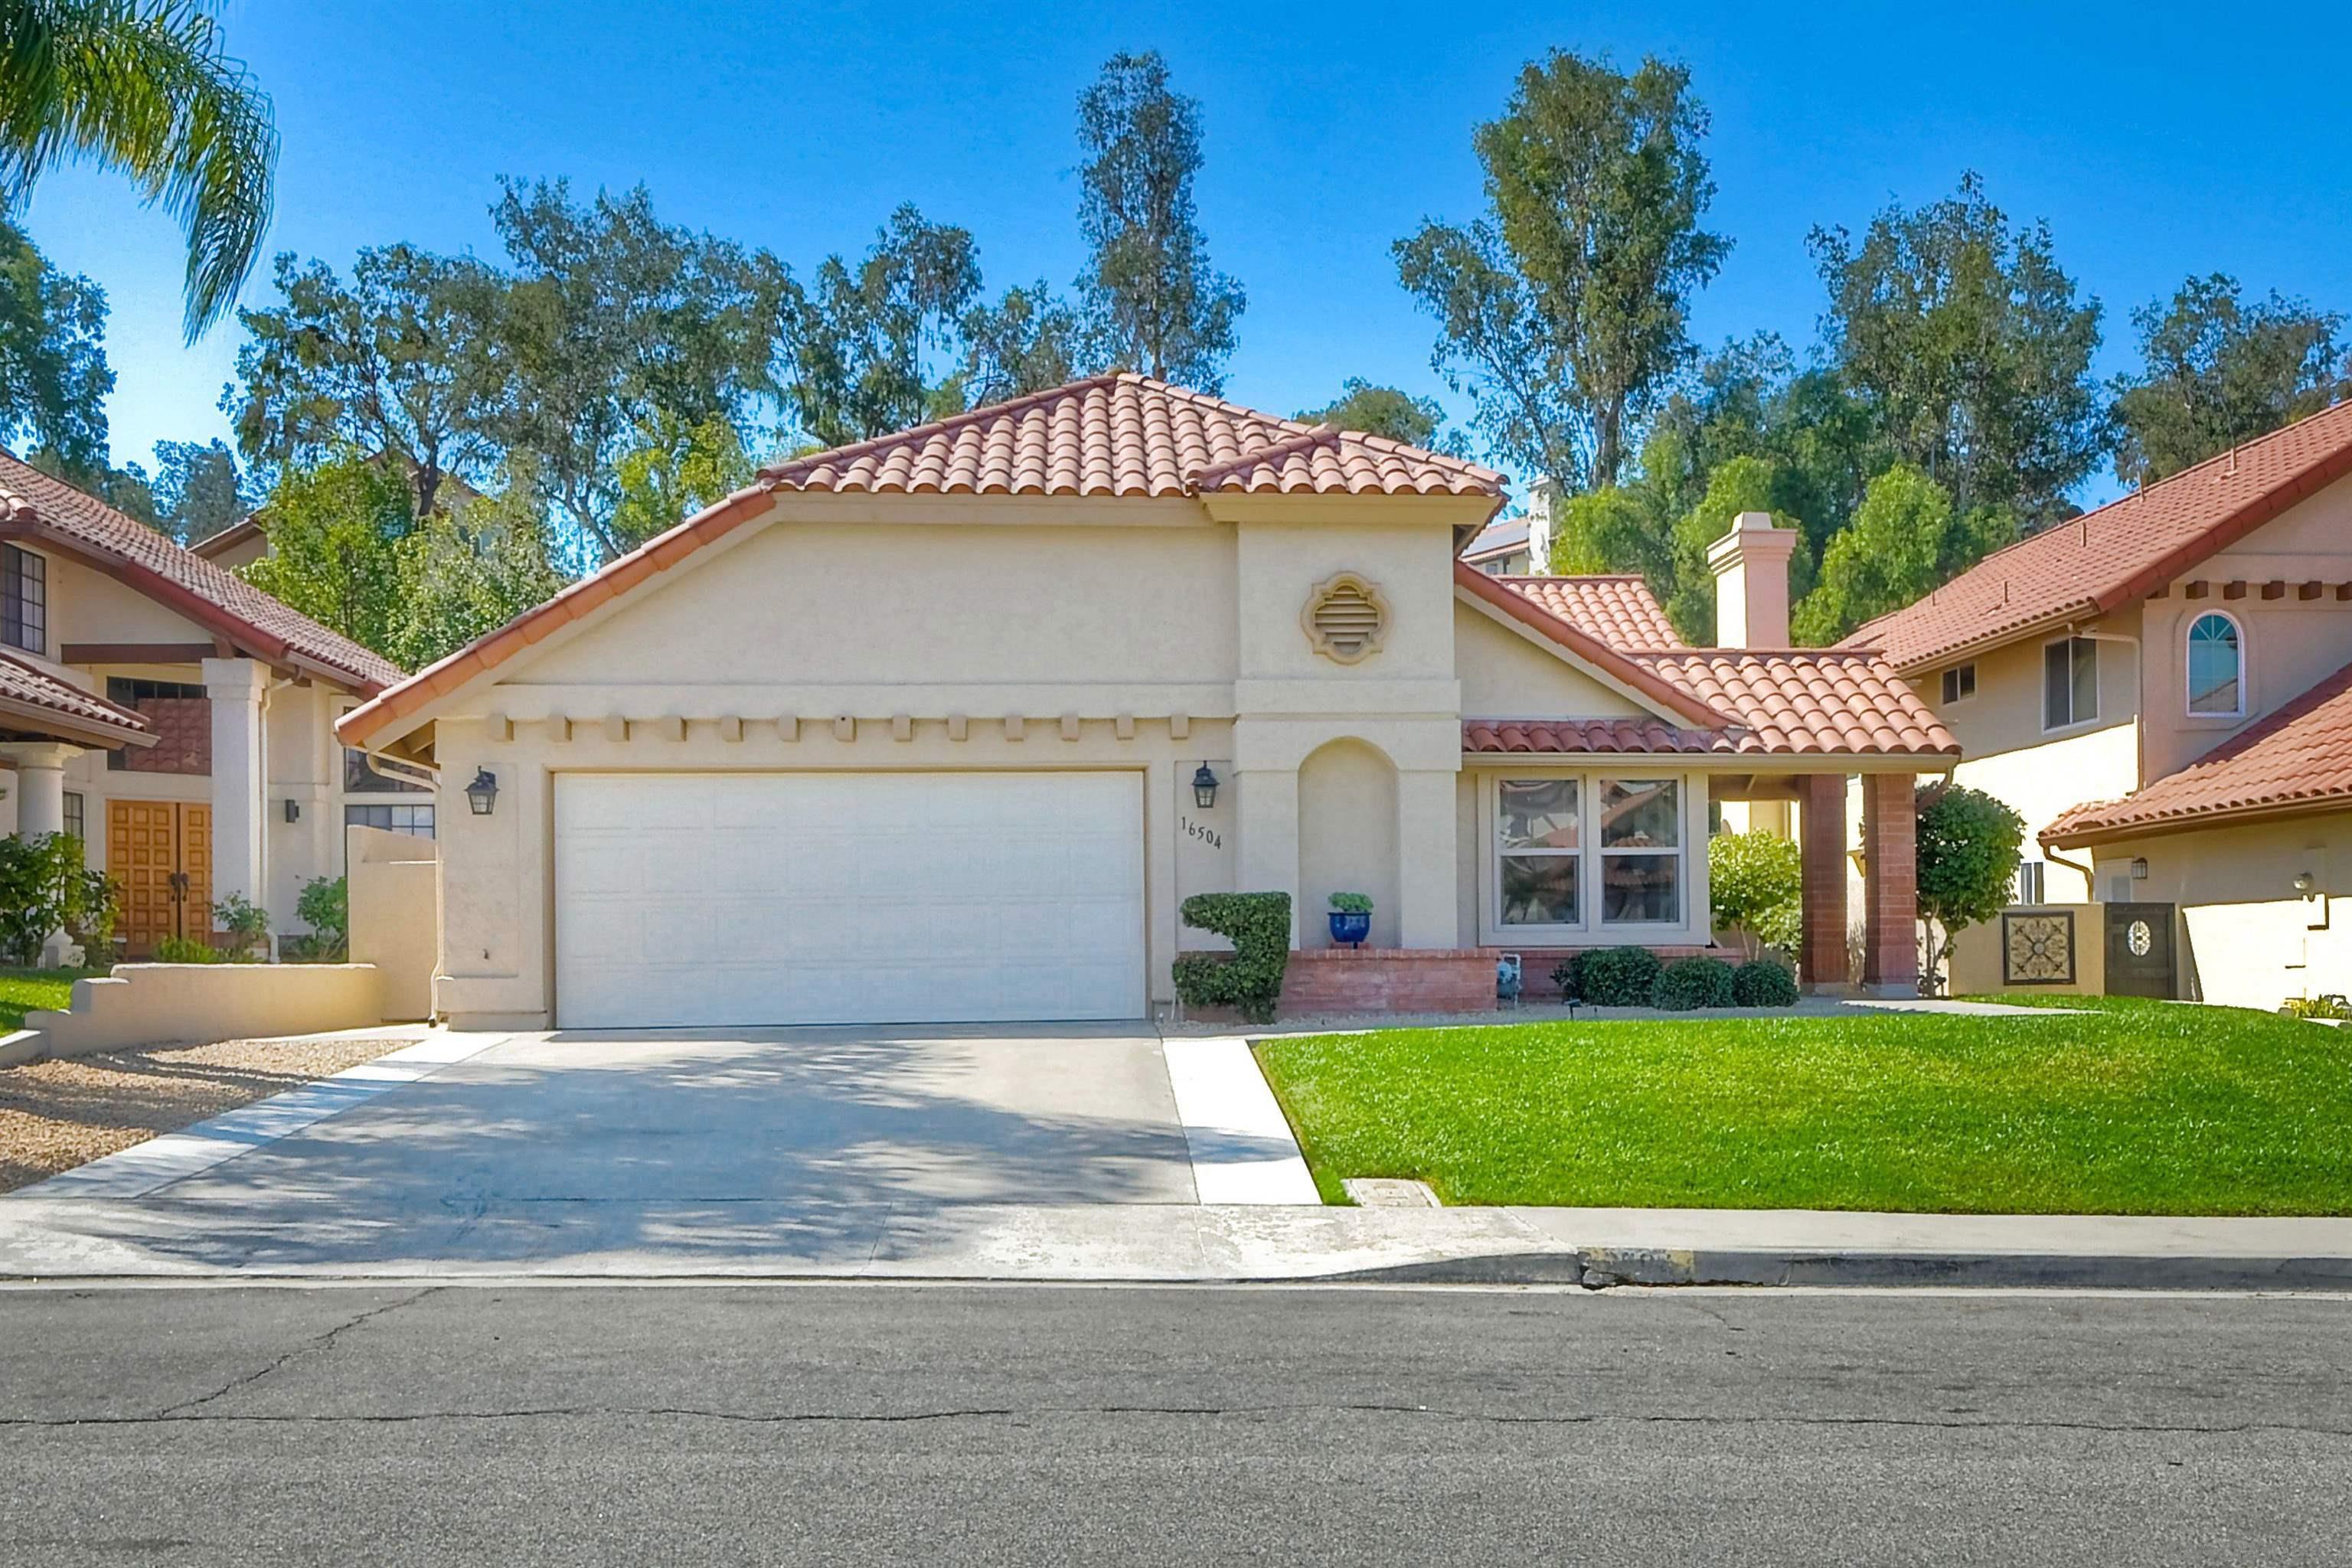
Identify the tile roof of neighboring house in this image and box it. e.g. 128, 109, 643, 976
0, 452, 403, 692
1842, 398, 2352, 673
187, 514, 263, 560
1496, 576, 1685, 652
0, 648, 152, 746
2043, 655, 2352, 847
760, 373, 1508, 500
1461, 516, 1529, 560
341, 381, 1510, 749
1462, 649, 1958, 760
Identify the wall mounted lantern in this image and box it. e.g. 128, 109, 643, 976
1191, 763, 1220, 810
283, 799, 300, 824
2130, 858, 2149, 880
465, 767, 500, 816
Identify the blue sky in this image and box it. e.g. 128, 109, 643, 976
23, 0, 2352, 505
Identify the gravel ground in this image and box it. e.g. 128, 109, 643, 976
0, 1034, 416, 1193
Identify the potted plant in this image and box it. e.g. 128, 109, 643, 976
1328, 892, 1374, 949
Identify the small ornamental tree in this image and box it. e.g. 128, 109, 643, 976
1707, 829, 1803, 958
1915, 783, 2027, 993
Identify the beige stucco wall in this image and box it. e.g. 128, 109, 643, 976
1454, 603, 1648, 716
1948, 904, 2105, 996
21, 962, 386, 1059
1296, 739, 1400, 948
2088, 814, 2352, 1008
349, 825, 438, 1021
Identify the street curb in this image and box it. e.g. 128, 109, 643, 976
1324, 1246, 2352, 1292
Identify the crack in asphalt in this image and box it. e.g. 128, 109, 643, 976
7, 1402, 2349, 1438
151, 1288, 443, 1418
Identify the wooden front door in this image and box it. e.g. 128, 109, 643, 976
106, 800, 212, 956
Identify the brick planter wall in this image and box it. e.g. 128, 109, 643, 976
1279, 948, 1499, 1016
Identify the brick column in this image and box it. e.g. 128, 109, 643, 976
1860, 772, 1919, 997
1799, 773, 1851, 992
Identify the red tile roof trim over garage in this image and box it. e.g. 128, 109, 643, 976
1842, 398, 2352, 674
2043, 655, 2352, 848
341, 377, 1508, 750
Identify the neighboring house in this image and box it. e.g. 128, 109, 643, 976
0, 453, 411, 956
1844, 399, 2352, 1007
338, 374, 1952, 1031
1460, 479, 1558, 575
187, 514, 268, 570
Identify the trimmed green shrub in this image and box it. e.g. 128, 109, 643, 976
1731, 957, 1802, 1008
296, 875, 349, 961
155, 936, 225, 964
1171, 892, 1292, 1024
1578, 946, 1664, 1008
1549, 953, 1583, 1001
1652, 956, 1737, 1011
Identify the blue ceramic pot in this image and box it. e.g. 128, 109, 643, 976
1328, 910, 1372, 948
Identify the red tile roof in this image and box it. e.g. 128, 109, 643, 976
1497, 576, 1685, 652
1843, 398, 2352, 673
1464, 648, 1958, 760
0, 649, 152, 746
0, 452, 402, 692
763, 373, 1507, 500
2043, 656, 2352, 847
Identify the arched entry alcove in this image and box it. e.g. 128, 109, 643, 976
1296, 738, 1400, 949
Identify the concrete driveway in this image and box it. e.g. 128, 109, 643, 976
0, 1025, 1303, 1276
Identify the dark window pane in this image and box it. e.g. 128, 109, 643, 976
2187, 615, 2239, 714
2044, 640, 2071, 727
1498, 779, 1579, 849
1602, 854, 1680, 923
1500, 854, 1579, 926
1599, 779, 1678, 848
344, 747, 433, 793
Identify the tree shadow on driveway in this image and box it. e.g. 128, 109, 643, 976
5, 1027, 1214, 1272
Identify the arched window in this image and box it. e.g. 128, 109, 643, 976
2186, 612, 2243, 716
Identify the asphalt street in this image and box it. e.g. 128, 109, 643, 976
1, 1284, 2346, 1565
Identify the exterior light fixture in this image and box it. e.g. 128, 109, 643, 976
1191, 763, 1220, 810
2295, 871, 2318, 896
465, 767, 499, 816
283, 799, 300, 824
2129, 858, 2149, 880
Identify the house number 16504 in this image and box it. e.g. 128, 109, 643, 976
1181, 816, 1222, 849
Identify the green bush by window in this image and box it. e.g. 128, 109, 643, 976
1549, 953, 1583, 1001
1171, 892, 1292, 1024
1578, 946, 1664, 1007
1651, 956, 1737, 1010
1731, 957, 1802, 1008
155, 936, 226, 964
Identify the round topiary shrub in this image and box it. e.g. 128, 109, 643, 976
1579, 946, 1665, 1008
1730, 957, 1801, 1008
1651, 956, 1737, 1011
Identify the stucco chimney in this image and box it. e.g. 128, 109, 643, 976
1707, 511, 1795, 648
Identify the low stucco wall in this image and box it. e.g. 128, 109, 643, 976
349, 825, 438, 1021
21, 963, 385, 1060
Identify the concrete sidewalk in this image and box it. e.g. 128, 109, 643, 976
4, 1198, 2349, 1289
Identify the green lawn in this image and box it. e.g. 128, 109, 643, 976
0, 969, 89, 1033
1254, 998, 2352, 1215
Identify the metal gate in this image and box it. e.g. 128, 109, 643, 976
2103, 902, 2177, 998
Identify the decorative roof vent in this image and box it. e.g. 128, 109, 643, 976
1302, 572, 1390, 665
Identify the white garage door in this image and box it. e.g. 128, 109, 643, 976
554, 772, 1147, 1028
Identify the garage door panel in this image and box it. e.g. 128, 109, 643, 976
555, 772, 1146, 1027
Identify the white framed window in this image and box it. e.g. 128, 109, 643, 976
61, 790, 83, 844
345, 802, 434, 839
1485, 772, 1692, 939
2043, 635, 2099, 730
1498, 779, 1582, 926
2185, 611, 2243, 717
1597, 778, 1682, 925
2015, 859, 2044, 906
1940, 663, 1976, 704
